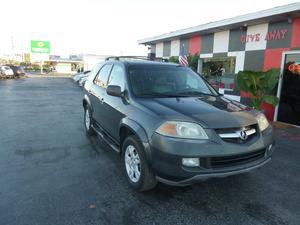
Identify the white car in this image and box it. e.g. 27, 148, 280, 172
0, 66, 14, 76
78, 75, 89, 87
72, 70, 90, 83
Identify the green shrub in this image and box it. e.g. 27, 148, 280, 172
237, 69, 280, 110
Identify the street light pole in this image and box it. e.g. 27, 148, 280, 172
11, 36, 14, 61
40, 53, 43, 74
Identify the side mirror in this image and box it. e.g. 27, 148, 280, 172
107, 85, 122, 97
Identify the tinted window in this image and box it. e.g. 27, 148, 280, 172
128, 66, 217, 97
95, 64, 113, 89
107, 64, 125, 91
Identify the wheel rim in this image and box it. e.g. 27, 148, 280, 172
85, 109, 90, 130
125, 145, 141, 183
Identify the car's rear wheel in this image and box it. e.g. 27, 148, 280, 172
122, 135, 157, 192
84, 107, 95, 136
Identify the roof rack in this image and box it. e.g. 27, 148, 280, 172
105, 56, 169, 62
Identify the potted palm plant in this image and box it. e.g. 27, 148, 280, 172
237, 68, 280, 110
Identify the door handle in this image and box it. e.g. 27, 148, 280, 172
97, 96, 104, 103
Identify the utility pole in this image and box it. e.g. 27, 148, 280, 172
40, 53, 43, 74
21, 41, 24, 62
11, 36, 14, 61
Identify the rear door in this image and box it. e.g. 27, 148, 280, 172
91, 63, 113, 128
86, 63, 103, 113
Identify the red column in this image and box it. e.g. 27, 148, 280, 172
291, 17, 300, 49
189, 36, 201, 55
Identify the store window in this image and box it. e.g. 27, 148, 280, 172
201, 57, 236, 90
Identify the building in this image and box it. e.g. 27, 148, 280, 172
48, 55, 82, 74
69, 54, 111, 71
80, 54, 110, 71
138, 3, 300, 126
47, 54, 110, 74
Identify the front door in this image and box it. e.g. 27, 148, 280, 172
103, 63, 127, 141
277, 53, 300, 126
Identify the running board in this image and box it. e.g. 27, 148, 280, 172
91, 124, 120, 153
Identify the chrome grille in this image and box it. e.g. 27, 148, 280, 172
216, 124, 258, 143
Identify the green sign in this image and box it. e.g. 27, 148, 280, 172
31, 40, 50, 53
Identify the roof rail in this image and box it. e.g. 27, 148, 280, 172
105, 56, 169, 62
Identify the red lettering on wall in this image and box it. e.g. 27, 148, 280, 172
255, 34, 260, 41
242, 28, 288, 43
250, 34, 256, 42
240, 35, 246, 44
265, 30, 276, 40
280, 29, 288, 39
275, 31, 281, 40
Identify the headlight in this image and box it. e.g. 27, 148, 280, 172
156, 121, 208, 139
256, 113, 269, 131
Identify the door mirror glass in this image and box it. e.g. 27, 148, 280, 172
107, 85, 122, 97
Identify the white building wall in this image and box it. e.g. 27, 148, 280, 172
82, 55, 107, 71
245, 23, 269, 51
170, 40, 180, 56
155, 42, 163, 57
228, 51, 245, 73
213, 30, 230, 53
199, 53, 213, 58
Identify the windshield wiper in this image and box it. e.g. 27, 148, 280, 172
138, 92, 187, 98
177, 91, 217, 97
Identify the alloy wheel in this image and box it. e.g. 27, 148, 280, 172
125, 145, 141, 183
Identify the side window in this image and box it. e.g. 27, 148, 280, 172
107, 64, 125, 91
90, 63, 103, 78
94, 64, 113, 89
86, 63, 101, 83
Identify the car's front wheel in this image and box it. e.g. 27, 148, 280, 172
84, 107, 95, 136
122, 135, 157, 192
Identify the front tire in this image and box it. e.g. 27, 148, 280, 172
122, 135, 157, 192
84, 107, 95, 136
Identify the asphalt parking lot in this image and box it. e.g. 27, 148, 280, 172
0, 77, 300, 225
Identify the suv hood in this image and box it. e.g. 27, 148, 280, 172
138, 96, 258, 129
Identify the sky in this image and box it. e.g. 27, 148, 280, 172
0, 0, 298, 57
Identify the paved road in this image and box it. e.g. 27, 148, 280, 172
0, 78, 299, 225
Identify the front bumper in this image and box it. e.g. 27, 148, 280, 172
148, 126, 274, 186
156, 157, 271, 186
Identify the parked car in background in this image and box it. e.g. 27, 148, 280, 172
78, 72, 90, 87
82, 57, 275, 192
6, 65, 25, 76
72, 70, 91, 83
0, 66, 14, 76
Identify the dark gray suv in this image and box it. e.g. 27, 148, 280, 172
82, 57, 274, 191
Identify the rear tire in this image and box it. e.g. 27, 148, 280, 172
84, 106, 95, 136
122, 135, 157, 192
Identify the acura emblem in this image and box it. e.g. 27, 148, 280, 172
239, 130, 248, 140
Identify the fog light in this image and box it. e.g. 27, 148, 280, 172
182, 158, 199, 167
265, 144, 273, 157
268, 144, 273, 151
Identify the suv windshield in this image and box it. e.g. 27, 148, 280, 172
128, 65, 218, 98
